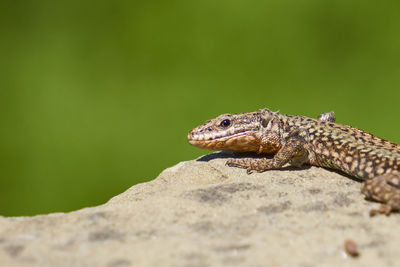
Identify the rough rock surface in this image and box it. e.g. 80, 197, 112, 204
1, 151, 400, 267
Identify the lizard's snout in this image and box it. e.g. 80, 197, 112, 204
187, 128, 201, 144
187, 131, 194, 142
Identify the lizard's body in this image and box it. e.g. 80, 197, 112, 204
187, 108, 400, 216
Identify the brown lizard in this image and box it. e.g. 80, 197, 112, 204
187, 108, 400, 216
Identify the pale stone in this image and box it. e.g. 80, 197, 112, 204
0, 151, 400, 266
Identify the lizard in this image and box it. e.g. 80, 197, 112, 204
187, 108, 400, 216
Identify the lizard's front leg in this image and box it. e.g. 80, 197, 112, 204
361, 173, 400, 216
226, 129, 310, 174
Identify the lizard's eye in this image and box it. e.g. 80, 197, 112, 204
220, 119, 231, 128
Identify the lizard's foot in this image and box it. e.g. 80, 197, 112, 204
226, 158, 269, 174
361, 173, 400, 216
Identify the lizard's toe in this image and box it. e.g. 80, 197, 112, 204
226, 160, 237, 167
369, 204, 392, 217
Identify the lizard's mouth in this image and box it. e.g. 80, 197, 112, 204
187, 125, 254, 142
187, 131, 260, 152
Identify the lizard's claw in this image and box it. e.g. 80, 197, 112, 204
226, 159, 242, 168
246, 169, 254, 175
225, 160, 234, 167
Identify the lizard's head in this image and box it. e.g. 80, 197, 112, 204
187, 108, 276, 153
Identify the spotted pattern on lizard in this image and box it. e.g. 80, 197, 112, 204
187, 108, 400, 216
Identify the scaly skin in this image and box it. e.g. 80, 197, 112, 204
187, 108, 400, 216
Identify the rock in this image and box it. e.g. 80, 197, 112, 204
1, 151, 400, 266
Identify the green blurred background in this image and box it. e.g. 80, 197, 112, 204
1, 0, 400, 216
